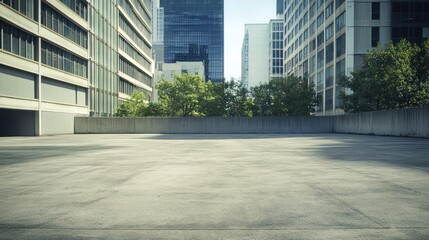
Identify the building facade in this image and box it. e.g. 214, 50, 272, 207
160, 0, 224, 83
0, 0, 153, 135
160, 61, 205, 82
241, 24, 270, 89
269, 19, 284, 79
241, 18, 283, 90
283, 0, 429, 115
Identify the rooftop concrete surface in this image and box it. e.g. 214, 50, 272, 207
0, 134, 428, 239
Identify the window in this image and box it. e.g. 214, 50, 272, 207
336, 34, 345, 57
336, 0, 345, 9
310, 3, 316, 17
1, 0, 35, 20
317, 12, 324, 28
317, 31, 324, 47
2, 23, 11, 52
372, 2, 380, 20
317, 49, 324, 69
317, 71, 324, 92
310, 39, 316, 51
41, 41, 87, 77
336, 12, 345, 32
325, 66, 333, 87
310, 55, 316, 73
326, 23, 333, 40
0, 21, 37, 60
326, 2, 334, 19
326, 43, 334, 63
325, 88, 333, 111
60, 0, 88, 20
310, 20, 317, 35
336, 59, 345, 82
372, 27, 380, 47
12, 28, 19, 55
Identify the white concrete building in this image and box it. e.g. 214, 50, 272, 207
0, 0, 153, 135
241, 24, 270, 89
160, 61, 205, 82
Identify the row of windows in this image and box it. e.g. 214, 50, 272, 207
0, 0, 36, 20
272, 22, 283, 32
119, 36, 151, 70
119, 78, 151, 101
286, 33, 345, 75
119, 78, 142, 96
41, 3, 88, 48
286, 11, 345, 61
131, 0, 152, 28
0, 20, 37, 61
60, 0, 87, 20
272, 49, 283, 59
118, 0, 151, 41
271, 66, 283, 75
119, 57, 152, 87
41, 41, 87, 78
119, 14, 151, 57
272, 32, 283, 41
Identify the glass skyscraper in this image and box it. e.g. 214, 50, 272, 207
160, 0, 224, 82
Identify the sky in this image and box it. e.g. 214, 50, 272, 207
224, 0, 277, 81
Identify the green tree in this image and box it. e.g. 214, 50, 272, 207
157, 74, 207, 117
140, 102, 165, 117
340, 39, 429, 113
115, 90, 146, 117
200, 79, 253, 117
251, 76, 317, 116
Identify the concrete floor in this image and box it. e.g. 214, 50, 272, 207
0, 134, 428, 240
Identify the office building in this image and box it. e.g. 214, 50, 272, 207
270, 19, 284, 79
282, 0, 429, 115
241, 17, 283, 89
160, 61, 205, 82
277, 0, 285, 16
241, 24, 270, 89
160, 0, 224, 82
0, 0, 153, 135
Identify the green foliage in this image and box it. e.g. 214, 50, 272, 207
251, 76, 317, 116
201, 80, 253, 117
340, 39, 429, 113
157, 74, 207, 117
115, 91, 146, 117
115, 75, 317, 118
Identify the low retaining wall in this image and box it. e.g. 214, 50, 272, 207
75, 107, 429, 137
75, 116, 335, 134
334, 107, 429, 138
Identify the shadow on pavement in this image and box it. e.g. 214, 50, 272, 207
308, 134, 429, 169
0, 145, 117, 166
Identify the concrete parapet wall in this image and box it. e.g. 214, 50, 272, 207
75, 116, 334, 134
334, 107, 429, 138
75, 107, 429, 137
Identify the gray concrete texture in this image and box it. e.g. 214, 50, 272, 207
0, 134, 429, 239
75, 116, 335, 134
74, 107, 429, 137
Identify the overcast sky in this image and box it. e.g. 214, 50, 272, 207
224, 0, 276, 81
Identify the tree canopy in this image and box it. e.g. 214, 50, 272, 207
251, 76, 317, 116
115, 75, 318, 117
340, 39, 429, 113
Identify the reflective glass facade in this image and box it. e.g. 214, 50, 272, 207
88, 0, 119, 117
160, 0, 224, 82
